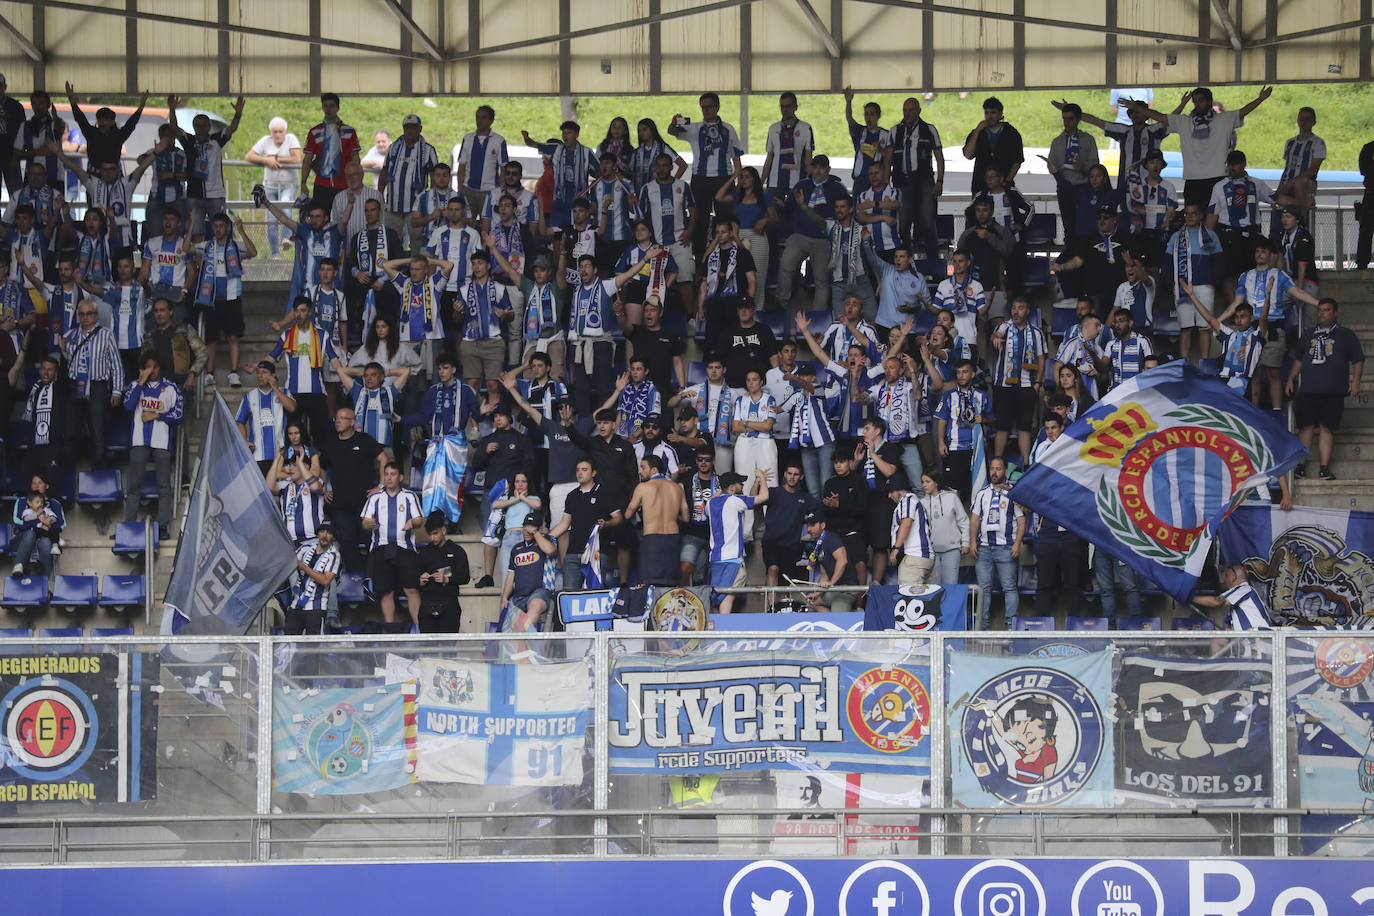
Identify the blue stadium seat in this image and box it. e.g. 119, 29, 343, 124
1066, 616, 1109, 631
0, 628, 32, 638
1117, 616, 1163, 631
1022, 256, 1052, 290
802, 309, 833, 336
1152, 303, 1180, 337
336, 571, 366, 607
1172, 617, 1217, 631
38, 627, 82, 638
936, 213, 955, 247
113, 522, 158, 556
1198, 358, 1220, 377
686, 361, 706, 387
758, 310, 788, 340
1026, 212, 1058, 248
50, 575, 98, 612
1017, 564, 1038, 594
1011, 616, 1055, 630
1052, 304, 1079, 337
914, 259, 947, 283
3, 575, 46, 607
91, 627, 135, 637
0, 525, 10, 556
103, 421, 132, 453
1, 471, 25, 498
77, 470, 123, 504
7, 419, 32, 450
99, 574, 146, 610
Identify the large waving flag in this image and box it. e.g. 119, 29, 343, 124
970, 420, 988, 495
580, 526, 605, 588
1010, 362, 1305, 602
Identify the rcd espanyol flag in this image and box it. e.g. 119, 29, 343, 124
161, 396, 298, 637
1011, 362, 1305, 603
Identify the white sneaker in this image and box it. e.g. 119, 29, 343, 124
203, 372, 216, 388
228, 371, 241, 388
10, 563, 21, 577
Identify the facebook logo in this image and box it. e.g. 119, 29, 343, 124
839, 862, 929, 916
873, 880, 898, 915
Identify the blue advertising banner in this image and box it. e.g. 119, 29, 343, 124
413, 658, 590, 787
10, 857, 1374, 916
1218, 504, 1374, 620
865, 584, 971, 631
608, 652, 932, 774
271, 683, 415, 795
947, 649, 1114, 807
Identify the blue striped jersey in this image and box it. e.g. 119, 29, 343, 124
306, 284, 347, 349
1215, 325, 1262, 390
590, 177, 635, 241
992, 321, 1048, 388
45, 283, 84, 339
1053, 334, 1102, 382
732, 392, 778, 439
849, 124, 891, 179
970, 485, 1022, 546
516, 378, 567, 448
362, 487, 425, 550
707, 493, 754, 561
570, 278, 617, 338
764, 119, 814, 187
150, 146, 186, 202
270, 324, 341, 396
1166, 225, 1222, 288
857, 183, 902, 251
535, 141, 598, 206
867, 376, 917, 440
1237, 267, 1295, 321
413, 187, 455, 230
7, 231, 45, 289
1103, 333, 1154, 389
425, 223, 480, 293
1280, 134, 1326, 184
381, 137, 438, 213
143, 235, 189, 288
934, 276, 986, 322
291, 542, 340, 612
123, 379, 183, 450
457, 278, 510, 340
820, 320, 881, 365
637, 179, 695, 246
1112, 278, 1156, 330
1207, 175, 1275, 228
455, 131, 508, 192
197, 241, 245, 302
394, 270, 449, 341
83, 175, 134, 241
481, 186, 540, 226
350, 379, 399, 447
63, 324, 124, 395
629, 140, 681, 189
279, 479, 324, 542
102, 283, 146, 350
235, 387, 287, 462
935, 386, 993, 451
782, 390, 837, 448
829, 220, 866, 283
820, 363, 873, 436
891, 491, 932, 557
1223, 581, 1272, 630
1126, 178, 1178, 230
679, 120, 743, 178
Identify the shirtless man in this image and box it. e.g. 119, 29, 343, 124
624, 453, 689, 586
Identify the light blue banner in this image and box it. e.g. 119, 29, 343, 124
272, 683, 414, 795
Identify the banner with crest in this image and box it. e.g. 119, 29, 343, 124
1218, 505, 1374, 622
1288, 634, 1374, 811
1011, 362, 1306, 603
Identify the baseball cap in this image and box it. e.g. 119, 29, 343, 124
719, 471, 746, 488
531, 254, 553, 271
402, 114, 422, 127
1097, 206, 1119, 218
886, 472, 913, 493
523, 511, 544, 528
490, 402, 513, 417
641, 413, 664, 428
256, 360, 276, 373
803, 511, 824, 525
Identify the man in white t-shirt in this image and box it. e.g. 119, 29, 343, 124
1125, 85, 1272, 210
245, 117, 302, 258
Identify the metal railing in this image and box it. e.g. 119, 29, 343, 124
0, 629, 1359, 864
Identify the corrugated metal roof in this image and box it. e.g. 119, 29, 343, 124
0, 0, 1363, 95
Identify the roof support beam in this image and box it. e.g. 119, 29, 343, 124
377, 0, 443, 62
0, 12, 42, 62
1248, 17, 1374, 47
792, 0, 841, 59
445, 0, 758, 63
851, 0, 1232, 48
1209, 0, 1244, 52
7, 0, 430, 61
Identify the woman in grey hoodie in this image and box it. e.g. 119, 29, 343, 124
918, 470, 969, 585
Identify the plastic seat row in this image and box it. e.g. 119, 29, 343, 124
2, 574, 146, 610
1011, 615, 1214, 631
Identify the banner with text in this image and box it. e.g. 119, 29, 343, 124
608, 652, 932, 774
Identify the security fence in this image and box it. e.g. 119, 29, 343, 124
0, 629, 1369, 865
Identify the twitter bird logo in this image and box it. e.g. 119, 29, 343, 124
751, 889, 793, 916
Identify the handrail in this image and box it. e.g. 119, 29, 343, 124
142, 517, 154, 626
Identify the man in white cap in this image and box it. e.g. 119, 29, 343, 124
245, 117, 302, 258
378, 114, 437, 251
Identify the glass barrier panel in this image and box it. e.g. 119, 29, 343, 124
0, 637, 262, 863
605, 631, 935, 857
267, 634, 595, 860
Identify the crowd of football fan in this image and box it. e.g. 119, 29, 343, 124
0, 79, 1367, 634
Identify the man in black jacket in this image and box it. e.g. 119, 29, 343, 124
415, 511, 470, 632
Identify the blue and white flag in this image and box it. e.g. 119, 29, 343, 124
864, 584, 972, 631
947, 649, 1114, 808
414, 658, 591, 786
1218, 504, 1374, 622
1010, 362, 1306, 603
161, 396, 298, 637
580, 527, 604, 589
1287, 633, 1374, 811
421, 431, 467, 524
272, 683, 416, 795
970, 421, 988, 496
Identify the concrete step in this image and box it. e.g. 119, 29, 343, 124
1291, 479, 1374, 510
1316, 270, 1374, 306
